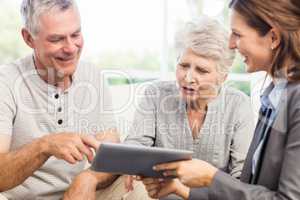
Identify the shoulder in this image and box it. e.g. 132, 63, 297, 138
222, 85, 251, 107
286, 82, 300, 102
0, 56, 31, 90
74, 60, 110, 89
0, 56, 29, 77
0, 56, 31, 105
76, 60, 102, 78
77, 60, 99, 70
143, 80, 178, 96
138, 81, 180, 110
217, 86, 253, 123
284, 82, 300, 114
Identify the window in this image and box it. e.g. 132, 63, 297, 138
0, 0, 251, 95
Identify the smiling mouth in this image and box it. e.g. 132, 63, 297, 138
56, 57, 76, 62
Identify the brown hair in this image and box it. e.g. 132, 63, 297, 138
229, 0, 300, 81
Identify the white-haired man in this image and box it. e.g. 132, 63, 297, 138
0, 0, 149, 199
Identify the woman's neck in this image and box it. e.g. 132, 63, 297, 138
187, 99, 208, 113
186, 99, 208, 139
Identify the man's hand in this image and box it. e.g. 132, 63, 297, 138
63, 170, 98, 200
95, 129, 120, 144
124, 175, 134, 192
63, 169, 118, 200
138, 177, 190, 199
40, 133, 100, 164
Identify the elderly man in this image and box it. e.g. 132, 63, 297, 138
0, 0, 149, 199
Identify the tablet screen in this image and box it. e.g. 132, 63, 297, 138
91, 143, 193, 178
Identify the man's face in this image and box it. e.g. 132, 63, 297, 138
31, 6, 84, 77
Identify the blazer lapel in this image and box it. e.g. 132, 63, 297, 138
240, 117, 264, 182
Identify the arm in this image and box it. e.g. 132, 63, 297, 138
124, 83, 158, 146
151, 159, 218, 199
228, 94, 255, 178
0, 82, 50, 191
0, 133, 99, 192
63, 131, 120, 200
91, 129, 121, 189
152, 159, 264, 200
190, 101, 300, 199
63, 169, 119, 200
122, 84, 159, 191
0, 80, 101, 191
63, 78, 122, 199
0, 135, 48, 192
140, 177, 190, 200
188, 92, 256, 199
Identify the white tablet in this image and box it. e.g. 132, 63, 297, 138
91, 142, 193, 178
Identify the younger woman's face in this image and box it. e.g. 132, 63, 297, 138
229, 10, 274, 73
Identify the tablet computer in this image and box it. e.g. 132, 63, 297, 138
91, 143, 193, 178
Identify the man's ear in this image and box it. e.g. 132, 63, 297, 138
269, 28, 281, 50
21, 28, 35, 49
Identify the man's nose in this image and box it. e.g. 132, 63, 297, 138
63, 37, 77, 54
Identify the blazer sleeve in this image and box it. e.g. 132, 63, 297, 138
189, 90, 300, 200
189, 187, 209, 200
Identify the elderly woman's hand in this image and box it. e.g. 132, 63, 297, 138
137, 176, 190, 199
153, 159, 218, 188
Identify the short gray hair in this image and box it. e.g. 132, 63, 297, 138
175, 17, 235, 75
21, 0, 76, 35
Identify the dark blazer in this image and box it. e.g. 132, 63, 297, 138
189, 82, 300, 200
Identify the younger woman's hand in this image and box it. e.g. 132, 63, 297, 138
153, 159, 218, 188
138, 176, 190, 199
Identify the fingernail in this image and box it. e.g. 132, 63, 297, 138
153, 166, 157, 170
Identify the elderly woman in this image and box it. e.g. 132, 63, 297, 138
142, 0, 300, 199
124, 17, 255, 199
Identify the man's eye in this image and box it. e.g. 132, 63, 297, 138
49, 38, 62, 43
72, 33, 80, 38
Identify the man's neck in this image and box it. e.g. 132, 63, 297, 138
33, 56, 72, 91
53, 76, 72, 91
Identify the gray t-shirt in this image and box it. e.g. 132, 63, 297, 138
125, 81, 255, 178
1, 55, 116, 200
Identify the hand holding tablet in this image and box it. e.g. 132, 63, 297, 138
91, 143, 193, 178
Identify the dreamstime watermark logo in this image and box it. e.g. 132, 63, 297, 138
13, 70, 99, 115
13, 67, 226, 116
11, 67, 270, 136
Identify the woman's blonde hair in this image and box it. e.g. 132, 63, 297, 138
175, 17, 235, 75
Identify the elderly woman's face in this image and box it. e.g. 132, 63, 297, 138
176, 48, 224, 103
